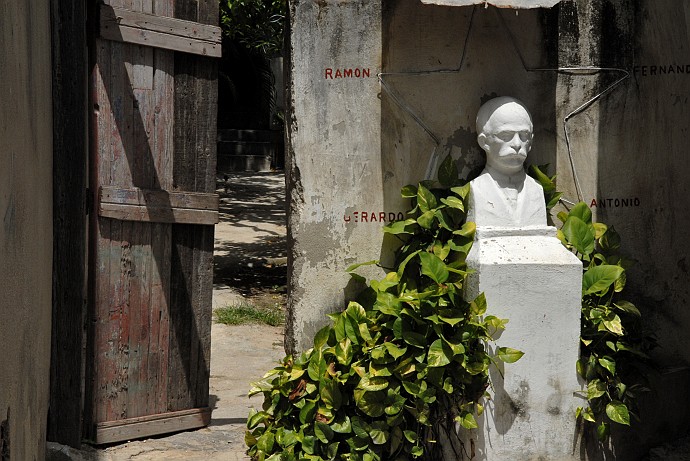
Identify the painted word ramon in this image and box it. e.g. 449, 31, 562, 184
324, 67, 371, 79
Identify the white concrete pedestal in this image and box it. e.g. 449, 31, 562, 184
463, 226, 583, 461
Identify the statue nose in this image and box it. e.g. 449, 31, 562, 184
509, 133, 522, 148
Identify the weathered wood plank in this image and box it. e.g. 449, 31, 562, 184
150, 25, 174, 414
100, 5, 221, 57
48, 0, 88, 448
168, 0, 218, 413
99, 186, 219, 210
99, 203, 219, 224
94, 407, 211, 444
127, 28, 154, 419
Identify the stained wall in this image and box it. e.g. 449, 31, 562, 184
287, 0, 690, 455
0, 1, 54, 459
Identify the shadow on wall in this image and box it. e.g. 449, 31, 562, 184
379, 2, 558, 261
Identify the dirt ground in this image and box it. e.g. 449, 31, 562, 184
47, 171, 288, 461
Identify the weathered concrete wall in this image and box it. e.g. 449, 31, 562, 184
0, 1, 54, 459
285, 0, 383, 353
288, 0, 690, 455
556, 1, 690, 457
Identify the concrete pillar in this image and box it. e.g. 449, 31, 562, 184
285, 0, 384, 353
464, 227, 583, 460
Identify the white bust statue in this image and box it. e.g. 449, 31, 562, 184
467, 97, 547, 228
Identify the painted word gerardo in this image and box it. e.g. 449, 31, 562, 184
344, 211, 405, 223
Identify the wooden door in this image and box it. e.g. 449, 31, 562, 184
86, 0, 220, 444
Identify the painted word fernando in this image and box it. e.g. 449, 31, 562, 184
344, 211, 405, 223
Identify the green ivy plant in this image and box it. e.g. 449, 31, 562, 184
529, 166, 655, 442
245, 155, 522, 461
219, 0, 286, 57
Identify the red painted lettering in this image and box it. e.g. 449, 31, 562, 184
379, 212, 386, 222
344, 68, 353, 78
363, 68, 370, 78
344, 214, 351, 222
354, 68, 361, 78
335, 69, 343, 78
325, 68, 333, 79
590, 199, 597, 207
361, 212, 368, 222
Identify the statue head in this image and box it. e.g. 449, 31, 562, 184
476, 97, 534, 176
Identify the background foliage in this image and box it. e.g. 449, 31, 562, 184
218, 0, 286, 129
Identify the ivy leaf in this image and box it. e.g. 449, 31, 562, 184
587, 379, 606, 400
256, 434, 276, 455
331, 415, 352, 434
308, 352, 327, 381
315, 421, 334, 443
528, 164, 556, 192
440, 196, 465, 211
437, 153, 459, 187
614, 270, 627, 292
403, 430, 417, 443
411, 445, 424, 457
614, 300, 641, 317
417, 183, 437, 213
597, 422, 610, 441
359, 375, 389, 392
569, 201, 593, 224
470, 293, 487, 316
351, 416, 371, 439
417, 210, 435, 229
606, 401, 630, 425
321, 379, 342, 410
299, 400, 316, 424
583, 265, 624, 295
455, 411, 478, 429
547, 192, 562, 209
593, 222, 608, 239
346, 260, 379, 273
383, 342, 407, 359
600, 226, 622, 253
383, 219, 417, 235
562, 216, 595, 256
401, 184, 418, 198
450, 183, 471, 200
598, 357, 616, 375
453, 221, 476, 238
602, 314, 624, 335
497, 347, 524, 363
418, 252, 449, 284
427, 339, 453, 367
370, 427, 389, 445
313, 326, 331, 350
354, 389, 386, 417
336, 338, 354, 365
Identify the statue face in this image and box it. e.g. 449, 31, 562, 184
478, 103, 533, 175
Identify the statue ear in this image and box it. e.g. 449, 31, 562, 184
477, 133, 489, 151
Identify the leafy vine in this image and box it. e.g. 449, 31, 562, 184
245, 155, 521, 460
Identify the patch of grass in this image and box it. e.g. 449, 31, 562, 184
214, 303, 284, 327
